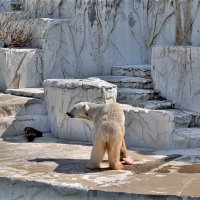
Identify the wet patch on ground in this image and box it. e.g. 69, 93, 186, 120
123, 154, 182, 174
156, 163, 200, 174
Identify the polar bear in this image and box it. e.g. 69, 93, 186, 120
67, 102, 127, 170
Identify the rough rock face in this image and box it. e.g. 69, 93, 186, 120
151, 46, 200, 114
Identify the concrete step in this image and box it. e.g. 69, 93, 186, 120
0, 115, 49, 137
98, 76, 153, 89
112, 64, 151, 78
5, 88, 44, 99
120, 99, 173, 110
117, 88, 159, 101
173, 128, 200, 149
167, 109, 200, 128
1, 134, 200, 199
0, 93, 46, 117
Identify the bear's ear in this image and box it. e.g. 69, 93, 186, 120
84, 104, 89, 112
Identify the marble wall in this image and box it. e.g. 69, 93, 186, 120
22, 0, 200, 78
152, 46, 200, 114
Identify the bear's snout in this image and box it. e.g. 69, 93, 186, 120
67, 112, 74, 118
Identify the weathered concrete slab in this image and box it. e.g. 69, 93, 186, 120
1, 134, 200, 199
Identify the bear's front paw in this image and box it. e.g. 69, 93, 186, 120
86, 162, 100, 170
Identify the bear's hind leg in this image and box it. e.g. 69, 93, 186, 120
87, 137, 106, 170
120, 138, 127, 160
107, 136, 123, 170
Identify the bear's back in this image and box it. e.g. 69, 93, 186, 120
96, 102, 125, 124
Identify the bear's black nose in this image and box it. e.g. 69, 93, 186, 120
67, 112, 74, 118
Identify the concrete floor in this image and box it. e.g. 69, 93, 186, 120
1, 133, 200, 199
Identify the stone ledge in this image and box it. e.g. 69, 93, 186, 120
43, 77, 117, 89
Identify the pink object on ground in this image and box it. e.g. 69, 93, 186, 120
123, 157, 134, 165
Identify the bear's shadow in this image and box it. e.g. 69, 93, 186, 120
29, 158, 109, 174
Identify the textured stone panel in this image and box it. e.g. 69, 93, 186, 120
123, 105, 175, 149
152, 46, 200, 113
0, 48, 43, 90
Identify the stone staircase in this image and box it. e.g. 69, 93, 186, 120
99, 64, 200, 149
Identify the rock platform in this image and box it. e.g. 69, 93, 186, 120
1, 134, 200, 199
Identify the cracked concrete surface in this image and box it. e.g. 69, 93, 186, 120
1, 133, 200, 199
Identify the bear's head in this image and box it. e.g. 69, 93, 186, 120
67, 102, 91, 120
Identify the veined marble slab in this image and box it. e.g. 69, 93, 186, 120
123, 104, 175, 149
152, 46, 200, 114
0, 48, 43, 90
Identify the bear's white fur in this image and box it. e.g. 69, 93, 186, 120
67, 102, 127, 170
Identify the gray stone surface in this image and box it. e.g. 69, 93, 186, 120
0, 0, 12, 11
0, 93, 49, 137
117, 88, 159, 102
167, 109, 200, 128
0, 115, 49, 137
0, 93, 46, 117
173, 128, 200, 149
127, 100, 173, 110
0, 134, 200, 199
44, 78, 117, 142
152, 46, 200, 114
5, 88, 44, 99
123, 104, 175, 149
